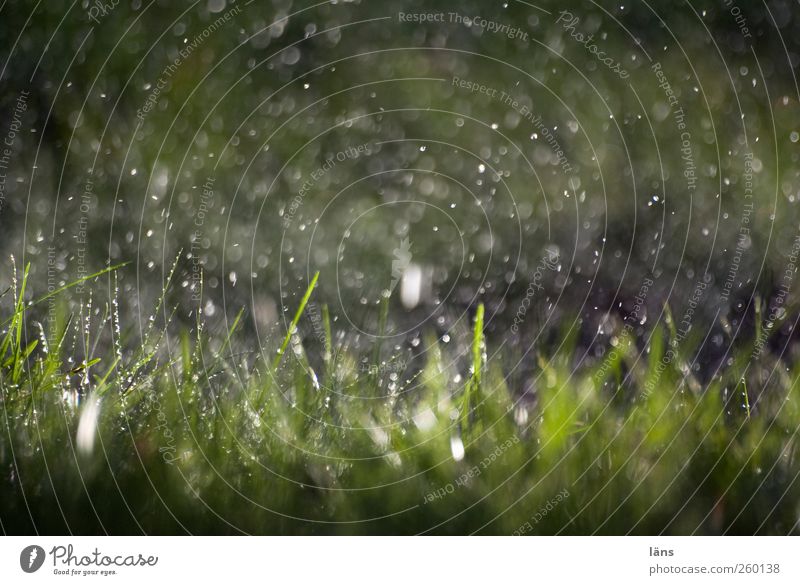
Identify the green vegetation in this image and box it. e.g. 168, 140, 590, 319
1, 0, 799, 537
1, 268, 797, 535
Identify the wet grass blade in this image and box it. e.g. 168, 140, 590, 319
0, 263, 128, 332
460, 303, 484, 429
273, 271, 320, 370
218, 308, 245, 359
322, 303, 332, 366
742, 379, 751, 420
372, 293, 390, 385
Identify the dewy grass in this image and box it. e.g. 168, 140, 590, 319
273, 271, 319, 370
321, 303, 332, 366
1, 270, 799, 535
460, 303, 485, 433
742, 380, 751, 420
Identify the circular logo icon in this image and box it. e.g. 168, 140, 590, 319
19, 545, 46, 573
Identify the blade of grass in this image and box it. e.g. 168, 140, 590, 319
273, 271, 319, 370
94, 355, 121, 395
218, 308, 245, 359
143, 253, 181, 347
742, 379, 751, 420
322, 303, 332, 366
460, 303, 484, 430
10, 263, 30, 383
0, 263, 129, 331
471, 303, 485, 384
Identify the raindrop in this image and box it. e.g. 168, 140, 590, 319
450, 434, 465, 461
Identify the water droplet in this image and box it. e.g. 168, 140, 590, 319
450, 434, 465, 461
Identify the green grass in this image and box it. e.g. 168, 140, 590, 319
273, 271, 319, 370
1, 267, 799, 535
